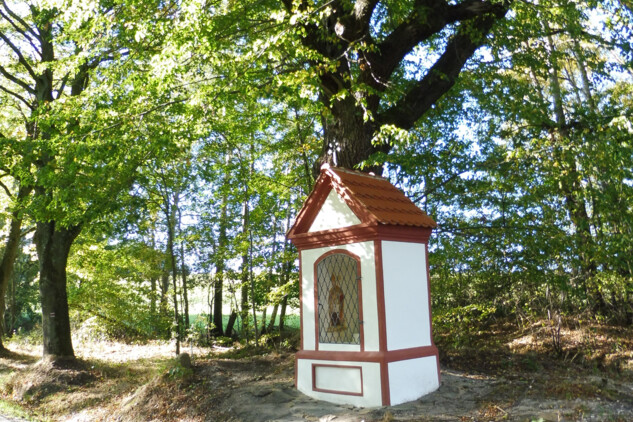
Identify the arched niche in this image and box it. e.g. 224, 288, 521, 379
314, 250, 363, 346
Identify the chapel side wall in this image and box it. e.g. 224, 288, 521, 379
300, 241, 379, 352
300, 249, 317, 351
388, 356, 439, 406
381, 241, 432, 350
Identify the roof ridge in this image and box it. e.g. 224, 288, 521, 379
324, 164, 387, 180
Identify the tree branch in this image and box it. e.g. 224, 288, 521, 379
372, 0, 507, 83
0, 30, 37, 80
377, 8, 508, 130
55, 71, 70, 99
20, 226, 36, 238
0, 83, 33, 108
80, 98, 187, 141
0, 64, 35, 94
353, 0, 380, 25
0, 179, 12, 197
0, 0, 41, 42
0, 6, 42, 57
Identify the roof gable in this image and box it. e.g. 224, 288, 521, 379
288, 165, 436, 239
309, 189, 362, 232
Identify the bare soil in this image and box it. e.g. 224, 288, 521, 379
0, 319, 632, 421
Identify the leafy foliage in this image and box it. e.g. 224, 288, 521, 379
1, 0, 632, 355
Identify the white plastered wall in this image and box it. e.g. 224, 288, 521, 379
381, 241, 432, 350
309, 189, 361, 232
300, 241, 379, 352
388, 356, 439, 406
296, 359, 383, 407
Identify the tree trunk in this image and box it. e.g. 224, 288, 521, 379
278, 206, 292, 335
164, 196, 181, 355
0, 187, 30, 350
246, 202, 259, 346
267, 303, 279, 333
34, 221, 81, 359
150, 277, 157, 315
148, 224, 159, 328
283, 0, 509, 175
160, 269, 170, 323
260, 307, 267, 336
547, 35, 602, 309
279, 295, 288, 333
239, 185, 252, 340
319, 94, 383, 174
177, 207, 190, 328
211, 191, 228, 337
225, 311, 238, 338
239, 252, 250, 340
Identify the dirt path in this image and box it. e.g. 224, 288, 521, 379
0, 416, 28, 422
3, 334, 632, 421
121, 351, 632, 422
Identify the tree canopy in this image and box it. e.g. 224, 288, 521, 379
0, 0, 631, 358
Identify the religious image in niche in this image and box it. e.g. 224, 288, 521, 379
328, 274, 345, 331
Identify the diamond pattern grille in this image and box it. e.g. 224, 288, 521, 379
316, 253, 360, 345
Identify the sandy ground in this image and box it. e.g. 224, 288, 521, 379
183, 353, 633, 422
2, 337, 633, 422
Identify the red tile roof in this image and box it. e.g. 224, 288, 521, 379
327, 166, 437, 228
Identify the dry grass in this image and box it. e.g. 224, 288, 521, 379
436, 317, 633, 377
0, 319, 630, 421
0, 338, 223, 422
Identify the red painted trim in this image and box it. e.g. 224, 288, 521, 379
425, 243, 441, 385
298, 346, 440, 406
296, 345, 439, 364
291, 225, 432, 250
299, 251, 304, 352
296, 250, 303, 390
311, 364, 364, 397
380, 360, 390, 406
313, 253, 320, 352
357, 267, 365, 353
374, 239, 390, 406
287, 167, 436, 242
287, 174, 332, 237
374, 240, 388, 353
313, 250, 364, 350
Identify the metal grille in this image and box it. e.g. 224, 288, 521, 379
316, 253, 360, 345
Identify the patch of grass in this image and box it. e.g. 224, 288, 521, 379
434, 314, 633, 379
0, 399, 37, 421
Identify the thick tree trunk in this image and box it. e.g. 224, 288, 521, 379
319, 94, 383, 174
34, 221, 81, 359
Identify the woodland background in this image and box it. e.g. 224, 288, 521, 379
0, 0, 632, 361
